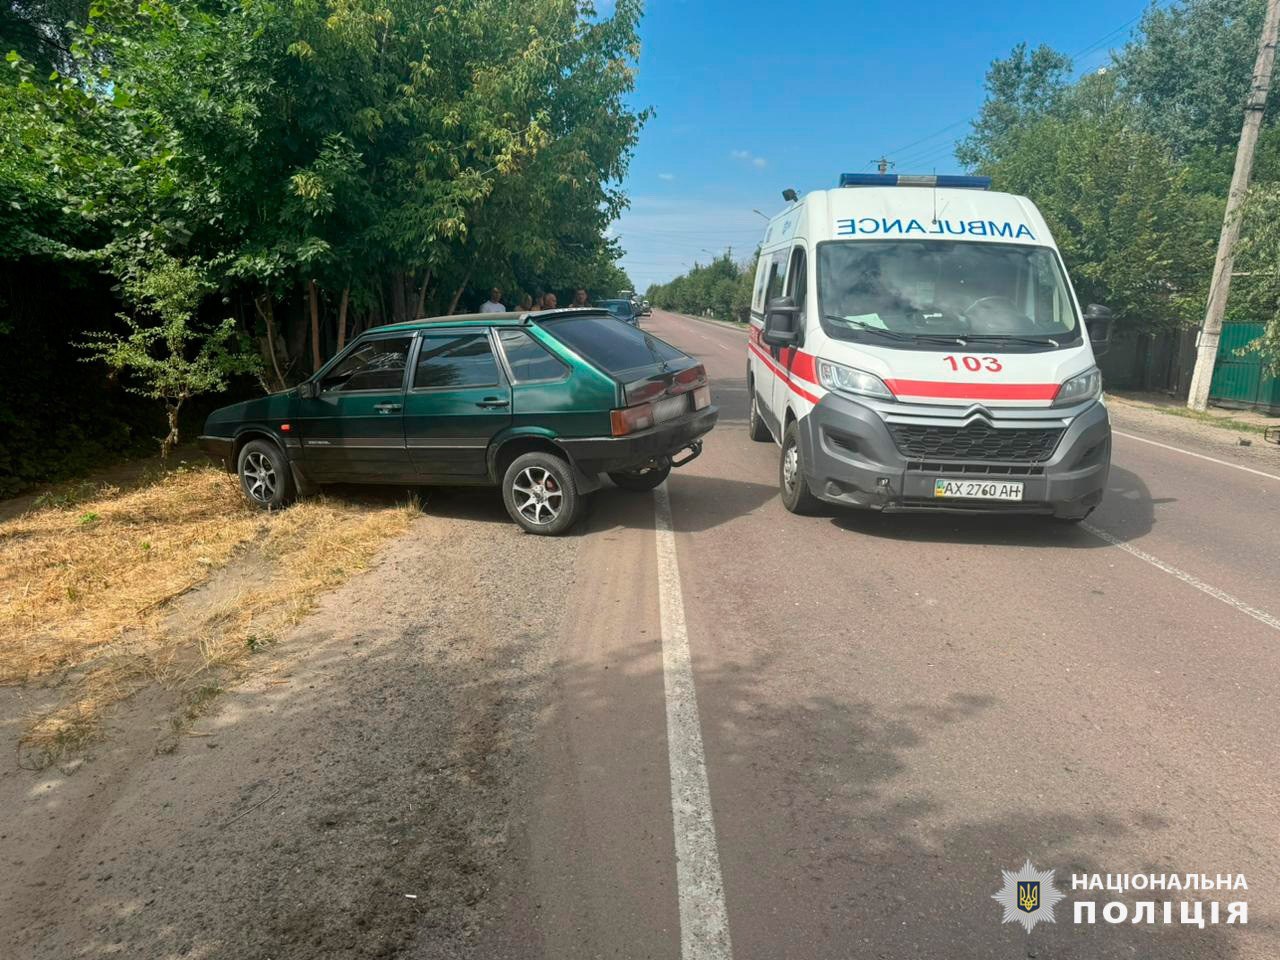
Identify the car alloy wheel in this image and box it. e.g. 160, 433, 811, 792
512, 465, 563, 526
243, 450, 278, 503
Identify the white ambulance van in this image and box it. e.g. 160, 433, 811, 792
746, 173, 1113, 521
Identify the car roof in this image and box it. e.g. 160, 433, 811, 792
373, 307, 611, 335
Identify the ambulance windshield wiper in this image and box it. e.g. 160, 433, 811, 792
825, 314, 964, 345
962, 333, 1061, 348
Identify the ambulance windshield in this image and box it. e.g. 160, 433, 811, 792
817, 240, 1079, 348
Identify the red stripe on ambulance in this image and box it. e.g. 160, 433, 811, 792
884, 379, 1060, 401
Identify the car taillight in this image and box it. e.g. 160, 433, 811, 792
692, 385, 711, 410
611, 403, 656, 436
673, 364, 706, 388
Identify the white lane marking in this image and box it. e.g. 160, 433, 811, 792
653, 483, 734, 960
1113, 430, 1280, 482
1082, 523, 1280, 632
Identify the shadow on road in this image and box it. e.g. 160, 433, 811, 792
825, 465, 1160, 548
534, 640, 1259, 959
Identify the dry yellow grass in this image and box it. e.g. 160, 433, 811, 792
0, 465, 417, 765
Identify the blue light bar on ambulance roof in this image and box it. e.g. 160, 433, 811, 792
838, 173, 992, 190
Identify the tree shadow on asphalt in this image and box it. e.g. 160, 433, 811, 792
545, 641, 1264, 960
826, 465, 1162, 548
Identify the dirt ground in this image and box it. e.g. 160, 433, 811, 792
0, 489, 579, 960
1106, 394, 1280, 471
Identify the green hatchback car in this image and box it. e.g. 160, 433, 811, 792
199, 309, 718, 534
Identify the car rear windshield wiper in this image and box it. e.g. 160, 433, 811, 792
961, 333, 1061, 348
643, 332, 670, 371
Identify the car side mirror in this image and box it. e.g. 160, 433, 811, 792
762, 296, 801, 348
1083, 304, 1113, 357
298, 380, 319, 399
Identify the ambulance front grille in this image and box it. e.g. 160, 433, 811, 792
888, 422, 1064, 463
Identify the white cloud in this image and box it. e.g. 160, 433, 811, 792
730, 149, 767, 169
657, 172, 676, 181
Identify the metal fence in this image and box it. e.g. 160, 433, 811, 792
1208, 321, 1280, 413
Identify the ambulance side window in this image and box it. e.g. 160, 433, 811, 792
752, 256, 770, 313
786, 246, 808, 314
764, 250, 787, 305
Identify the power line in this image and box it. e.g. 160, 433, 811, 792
878, 10, 1147, 168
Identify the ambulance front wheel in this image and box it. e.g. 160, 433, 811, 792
779, 421, 820, 515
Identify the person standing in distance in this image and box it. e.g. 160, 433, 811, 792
479, 287, 506, 313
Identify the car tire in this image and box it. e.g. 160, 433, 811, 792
502, 451, 584, 535
747, 382, 772, 442
779, 420, 820, 515
236, 439, 297, 510
608, 461, 671, 492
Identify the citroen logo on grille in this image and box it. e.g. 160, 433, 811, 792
963, 404, 995, 425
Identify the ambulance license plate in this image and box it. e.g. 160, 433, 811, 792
933, 479, 1024, 501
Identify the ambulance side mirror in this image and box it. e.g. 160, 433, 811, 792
763, 296, 800, 348
1084, 304, 1113, 357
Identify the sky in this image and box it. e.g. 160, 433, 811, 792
610, 0, 1158, 293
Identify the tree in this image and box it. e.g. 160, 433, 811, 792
956, 43, 1072, 169
80, 256, 259, 457
1, 0, 644, 477
1115, 0, 1273, 157
647, 253, 753, 322
961, 53, 1218, 334
1233, 183, 1280, 372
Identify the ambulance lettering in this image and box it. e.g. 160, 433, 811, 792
835, 218, 1035, 240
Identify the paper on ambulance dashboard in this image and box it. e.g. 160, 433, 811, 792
841, 313, 887, 329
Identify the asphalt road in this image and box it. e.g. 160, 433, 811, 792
7, 309, 1278, 960
486, 309, 1280, 960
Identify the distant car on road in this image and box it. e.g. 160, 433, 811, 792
596, 298, 638, 325
640, 299, 652, 316
199, 310, 717, 535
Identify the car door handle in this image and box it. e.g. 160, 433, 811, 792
374, 402, 402, 413
476, 398, 510, 408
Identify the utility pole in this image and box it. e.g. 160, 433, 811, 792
873, 156, 894, 175
1187, 0, 1280, 411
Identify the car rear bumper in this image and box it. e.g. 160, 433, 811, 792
198, 435, 235, 470
560, 406, 719, 474
797, 394, 1110, 519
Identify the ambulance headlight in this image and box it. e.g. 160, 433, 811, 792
816, 358, 894, 400
1054, 367, 1102, 405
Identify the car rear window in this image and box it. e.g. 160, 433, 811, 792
539, 315, 689, 377
497, 329, 569, 382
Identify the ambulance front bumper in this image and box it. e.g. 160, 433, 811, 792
796, 392, 1111, 519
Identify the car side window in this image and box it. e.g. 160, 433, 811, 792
414, 332, 501, 389
320, 337, 412, 393
497, 329, 569, 382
